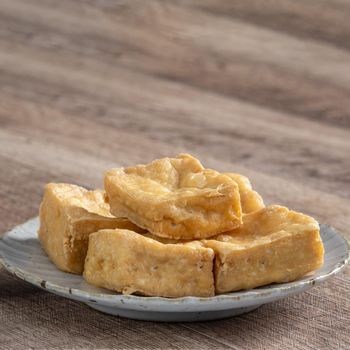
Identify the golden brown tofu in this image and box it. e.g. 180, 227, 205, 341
83, 229, 215, 297
38, 183, 143, 274
104, 154, 242, 240
204, 205, 324, 293
224, 173, 264, 213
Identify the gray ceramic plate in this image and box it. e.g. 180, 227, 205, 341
0, 217, 348, 322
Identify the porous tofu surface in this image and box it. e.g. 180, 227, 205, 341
38, 176, 324, 296
83, 228, 215, 297
204, 205, 324, 293
104, 154, 242, 240
38, 183, 143, 274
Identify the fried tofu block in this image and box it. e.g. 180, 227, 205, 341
83, 229, 215, 297
104, 154, 242, 239
204, 205, 324, 293
39, 183, 144, 274
224, 173, 264, 213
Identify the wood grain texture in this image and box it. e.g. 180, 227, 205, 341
0, 0, 349, 349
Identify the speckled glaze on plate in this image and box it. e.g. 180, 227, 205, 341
0, 217, 348, 322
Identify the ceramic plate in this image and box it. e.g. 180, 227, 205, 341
0, 217, 348, 322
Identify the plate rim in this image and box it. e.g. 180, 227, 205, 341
0, 217, 349, 311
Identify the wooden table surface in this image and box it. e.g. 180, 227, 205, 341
1, 0, 349, 349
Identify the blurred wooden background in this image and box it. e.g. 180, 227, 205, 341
0, 1, 349, 349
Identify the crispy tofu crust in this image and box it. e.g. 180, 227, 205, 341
224, 173, 265, 213
204, 205, 324, 293
38, 183, 144, 274
83, 229, 215, 297
104, 154, 242, 239
83, 205, 324, 297
38, 159, 325, 297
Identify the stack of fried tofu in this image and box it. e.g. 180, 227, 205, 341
39, 154, 324, 297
